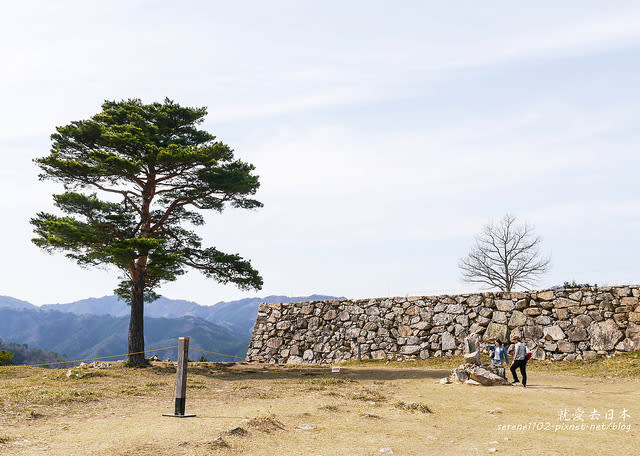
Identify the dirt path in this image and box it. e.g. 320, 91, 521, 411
1, 364, 638, 455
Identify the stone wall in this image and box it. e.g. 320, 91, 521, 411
246, 286, 640, 364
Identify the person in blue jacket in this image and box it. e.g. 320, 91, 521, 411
485, 339, 509, 367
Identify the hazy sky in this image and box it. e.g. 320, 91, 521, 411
1, 1, 639, 306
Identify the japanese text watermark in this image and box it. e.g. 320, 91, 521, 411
496, 408, 632, 433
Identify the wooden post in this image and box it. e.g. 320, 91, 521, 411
163, 337, 196, 418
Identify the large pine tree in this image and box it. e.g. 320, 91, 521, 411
31, 98, 263, 365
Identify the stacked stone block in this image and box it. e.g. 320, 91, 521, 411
247, 286, 640, 364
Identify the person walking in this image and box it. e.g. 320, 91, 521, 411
510, 336, 528, 387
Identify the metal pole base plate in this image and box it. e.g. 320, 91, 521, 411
162, 414, 196, 418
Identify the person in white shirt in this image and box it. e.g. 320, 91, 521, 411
510, 336, 528, 387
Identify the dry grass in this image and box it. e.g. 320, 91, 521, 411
342, 350, 640, 378
394, 400, 432, 413
0, 355, 638, 455
245, 415, 286, 433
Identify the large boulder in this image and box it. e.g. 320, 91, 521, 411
508, 310, 527, 328
487, 365, 506, 379
463, 334, 481, 365
537, 290, 555, 301
495, 300, 515, 311
543, 325, 565, 341
484, 322, 508, 342
466, 365, 511, 386
614, 323, 640, 351
589, 320, 623, 351
286, 355, 303, 364
441, 332, 457, 351
567, 327, 588, 342
449, 367, 469, 383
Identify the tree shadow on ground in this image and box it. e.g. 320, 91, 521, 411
152, 363, 449, 382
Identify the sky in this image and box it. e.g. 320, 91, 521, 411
0, 1, 639, 306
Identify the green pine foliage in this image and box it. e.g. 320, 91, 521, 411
31, 98, 263, 363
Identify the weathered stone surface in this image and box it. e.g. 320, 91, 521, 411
568, 291, 583, 301
446, 304, 464, 314
287, 355, 303, 364
567, 327, 588, 342
532, 347, 545, 360
248, 286, 637, 363
589, 320, 624, 351
487, 365, 506, 379
625, 323, 640, 350
628, 312, 640, 323
467, 365, 511, 386
308, 316, 320, 330
495, 300, 515, 311
449, 367, 469, 383
366, 307, 380, 316
492, 311, 508, 324
405, 305, 420, 315
508, 311, 527, 328
613, 287, 632, 298
467, 295, 482, 306
535, 315, 552, 325
524, 308, 541, 317
573, 314, 592, 327
276, 321, 291, 330
543, 325, 565, 341
524, 326, 543, 340
557, 340, 576, 353
401, 345, 421, 355
555, 298, 577, 309
441, 332, 457, 351
433, 313, 454, 326
620, 297, 639, 306
515, 299, 528, 310
346, 327, 361, 339
537, 290, 555, 301
266, 337, 283, 349
484, 323, 508, 342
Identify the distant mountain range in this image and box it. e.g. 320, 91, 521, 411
0, 338, 67, 366
0, 294, 341, 364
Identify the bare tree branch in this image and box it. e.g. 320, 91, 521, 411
459, 214, 550, 292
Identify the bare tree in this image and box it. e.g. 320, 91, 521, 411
459, 214, 550, 292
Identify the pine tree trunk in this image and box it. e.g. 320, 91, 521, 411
128, 268, 146, 365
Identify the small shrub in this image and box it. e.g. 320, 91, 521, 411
246, 414, 285, 433
351, 389, 387, 402
0, 350, 14, 366
394, 401, 432, 413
